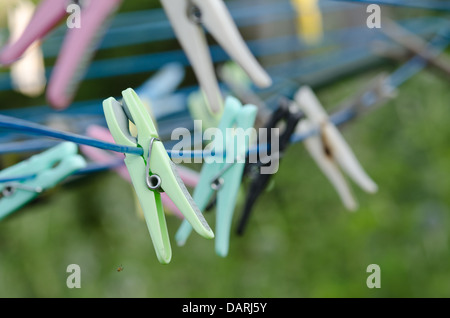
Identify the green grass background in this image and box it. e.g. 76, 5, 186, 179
0, 1, 450, 298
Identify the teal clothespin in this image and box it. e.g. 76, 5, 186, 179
103, 88, 214, 264
176, 96, 258, 257
0, 142, 87, 219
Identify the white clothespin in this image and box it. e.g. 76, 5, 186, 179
7, 0, 46, 97
160, 0, 272, 114
294, 86, 378, 211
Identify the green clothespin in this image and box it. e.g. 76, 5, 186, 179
0, 142, 87, 219
176, 96, 257, 257
103, 88, 214, 264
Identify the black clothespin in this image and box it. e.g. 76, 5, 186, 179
237, 97, 304, 235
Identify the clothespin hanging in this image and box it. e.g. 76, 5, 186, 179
294, 86, 378, 211
176, 96, 258, 257
290, 0, 324, 45
80, 125, 200, 220
160, 0, 272, 114
0, 142, 87, 220
103, 88, 213, 264
237, 98, 304, 235
0, 0, 123, 109
6, 0, 46, 97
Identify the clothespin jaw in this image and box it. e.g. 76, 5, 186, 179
81, 125, 199, 220
294, 86, 378, 211
103, 88, 213, 264
237, 98, 303, 235
0, 142, 86, 219
175, 96, 257, 257
160, 0, 272, 114
0, 0, 123, 109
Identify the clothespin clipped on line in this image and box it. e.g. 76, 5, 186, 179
294, 86, 378, 211
80, 125, 200, 220
103, 88, 213, 264
380, 17, 450, 78
160, 0, 272, 114
290, 0, 324, 45
237, 97, 304, 235
0, 0, 123, 109
0, 142, 87, 220
6, 0, 46, 97
176, 96, 258, 257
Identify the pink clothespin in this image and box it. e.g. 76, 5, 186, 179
0, 0, 122, 109
80, 125, 199, 219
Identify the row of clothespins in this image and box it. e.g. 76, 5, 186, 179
1, 0, 450, 264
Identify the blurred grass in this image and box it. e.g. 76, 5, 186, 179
1, 0, 450, 298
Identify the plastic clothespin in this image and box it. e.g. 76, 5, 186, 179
290, 0, 323, 45
0, 0, 123, 109
80, 125, 200, 219
7, 0, 46, 97
0, 142, 87, 220
103, 88, 213, 264
175, 96, 258, 257
294, 86, 378, 211
160, 0, 272, 114
237, 98, 304, 235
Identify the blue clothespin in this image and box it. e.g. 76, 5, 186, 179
0, 142, 87, 219
175, 96, 257, 257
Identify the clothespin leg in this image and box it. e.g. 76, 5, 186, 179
324, 124, 378, 194
298, 121, 358, 211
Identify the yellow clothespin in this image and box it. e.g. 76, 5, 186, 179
291, 0, 323, 45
